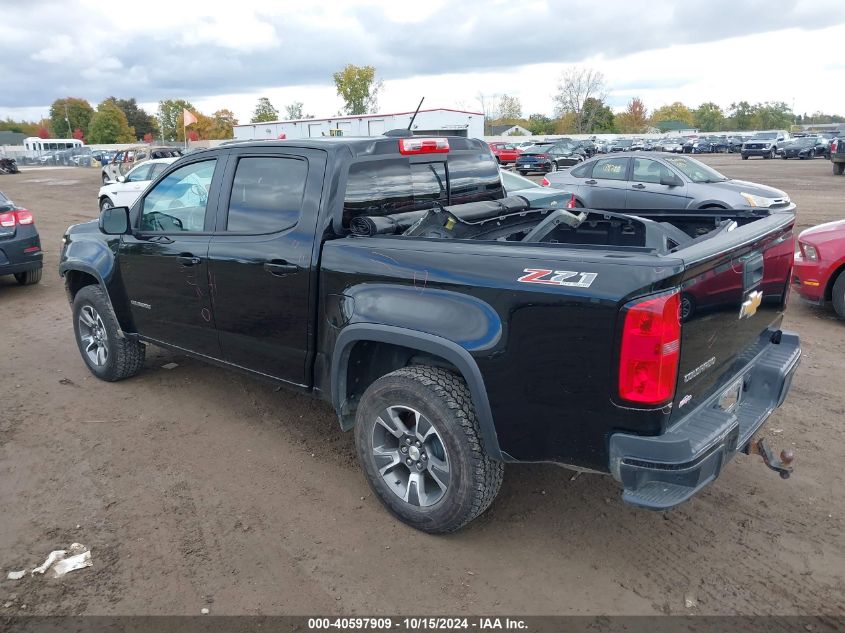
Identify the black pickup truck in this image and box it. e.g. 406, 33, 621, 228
831, 136, 845, 175
59, 133, 801, 533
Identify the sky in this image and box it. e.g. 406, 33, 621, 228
1, 0, 843, 125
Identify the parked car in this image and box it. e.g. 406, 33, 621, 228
499, 169, 575, 208
609, 139, 633, 152
657, 138, 685, 153
514, 141, 585, 175
595, 139, 612, 153
488, 142, 521, 164
0, 190, 42, 285
793, 220, 845, 319
58, 133, 801, 532
741, 131, 789, 159
576, 140, 598, 157
780, 137, 823, 160
98, 157, 179, 212
102, 146, 183, 183
544, 153, 794, 211
727, 135, 749, 153
630, 139, 645, 151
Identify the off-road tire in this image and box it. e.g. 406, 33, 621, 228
355, 366, 504, 534
72, 285, 145, 381
14, 268, 42, 285
834, 162, 845, 176
832, 272, 845, 320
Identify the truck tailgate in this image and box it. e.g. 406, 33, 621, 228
670, 212, 796, 422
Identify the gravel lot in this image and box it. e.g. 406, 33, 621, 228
0, 155, 843, 616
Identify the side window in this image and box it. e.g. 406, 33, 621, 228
140, 159, 216, 233
632, 158, 674, 184
127, 163, 152, 182
570, 161, 592, 178
148, 163, 168, 180
592, 158, 628, 181
226, 156, 308, 233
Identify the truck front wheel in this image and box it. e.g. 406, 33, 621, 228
354, 366, 503, 533
72, 285, 145, 381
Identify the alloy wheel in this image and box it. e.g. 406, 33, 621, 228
78, 305, 109, 366
371, 405, 450, 507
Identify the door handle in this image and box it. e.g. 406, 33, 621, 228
585, 179, 597, 185
632, 183, 646, 189
177, 254, 201, 266
264, 261, 300, 276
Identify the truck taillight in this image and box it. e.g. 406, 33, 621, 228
832, 140, 838, 153
618, 291, 681, 405
398, 138, 449, 155
0, 210, 33, 227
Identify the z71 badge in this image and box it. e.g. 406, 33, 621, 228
517, 269, 597, 288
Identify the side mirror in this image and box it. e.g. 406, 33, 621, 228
117, 175, 126, 183
99, 206, 131, 235
660, 174, 683, 187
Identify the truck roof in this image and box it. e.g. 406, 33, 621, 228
216, 135, 487, 159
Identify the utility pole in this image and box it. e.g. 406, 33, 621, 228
65, 103, 72, 138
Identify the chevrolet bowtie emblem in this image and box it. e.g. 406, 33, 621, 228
739, 290, 763, 319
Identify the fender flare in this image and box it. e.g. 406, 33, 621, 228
331, 323, 504, 461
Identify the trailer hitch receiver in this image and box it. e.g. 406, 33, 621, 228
745, 436, 794, 479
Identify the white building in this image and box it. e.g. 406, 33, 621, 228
233, 108, 484, 141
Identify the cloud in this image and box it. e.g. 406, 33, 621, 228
1, 0, 844, 121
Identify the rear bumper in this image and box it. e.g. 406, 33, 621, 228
0, 233, 43, 275
609, 331, 801, 510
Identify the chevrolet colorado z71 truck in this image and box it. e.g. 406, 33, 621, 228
59, 133, 801, 533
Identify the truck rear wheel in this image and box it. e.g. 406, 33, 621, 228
72, 285, 145, 381
354, 366, 503, 533
834, 162, 845, 176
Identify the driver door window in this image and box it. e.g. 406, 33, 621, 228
140, 159, 216, 232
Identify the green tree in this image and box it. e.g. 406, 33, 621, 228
498, 94, 522, 120
49, 98, 94, 138
210, 109, 237, 139
582, 97, 615, 132
251, 97, 279, 123
650, 101, 695, 127
284, 101, 314, 120
727, 101, 755, 130
752, 102, 794, 130
87, 101, 135, 143
0, 118, 41, 136
694, 102, 725, 132
157, 99, 196, 141
107, 98, 158, 139
332, 64, 382, 115
526, 114, 556, 135
615, 97, 649, 133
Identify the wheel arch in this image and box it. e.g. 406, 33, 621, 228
824, 261, 845, 302
331, 324, 504, 461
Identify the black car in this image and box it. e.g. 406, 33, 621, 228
515, 141, 585, 174
0, 190, 42, 285
780, 137, 823, 159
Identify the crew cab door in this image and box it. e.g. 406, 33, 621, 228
625, 157, 690, 209
206, 147, 326, 386
118, 156, 225, 357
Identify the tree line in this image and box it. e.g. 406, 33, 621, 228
2, 64, 840, 143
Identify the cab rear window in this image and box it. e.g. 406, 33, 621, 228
342, 153, 503, 227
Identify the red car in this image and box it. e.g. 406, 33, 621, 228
488, 142, 521, 164
792, 219, 845, 319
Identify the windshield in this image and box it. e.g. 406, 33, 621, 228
615, 139, 633, 147
663, 156, 729, 183
791, 138, 816, 146
753, 132, 778, 140
500, 169, 539, 192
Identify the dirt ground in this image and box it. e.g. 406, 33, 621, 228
0, 155, 843, 616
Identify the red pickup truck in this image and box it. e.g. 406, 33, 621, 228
488, 142, 521, 164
